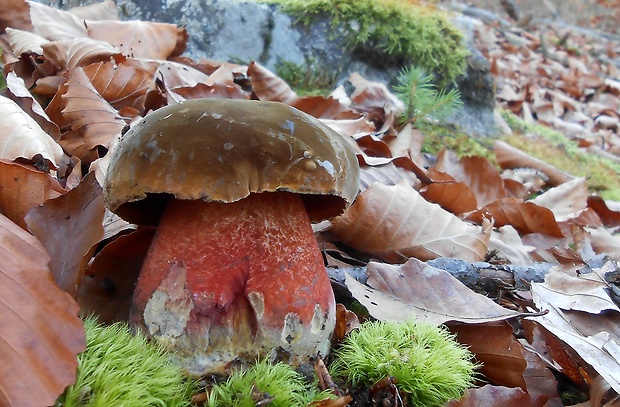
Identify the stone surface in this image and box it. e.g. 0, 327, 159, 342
37, 0, 498, 136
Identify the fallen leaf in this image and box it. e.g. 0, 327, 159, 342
0, 160, 66, 229
444, 384, 547, 407
25, 172, 105, 297
0, 212, 85, 407
0, 94, 66, 169
42, 37, 120, 70
331, 181, 491, 262
343, 259, 521, 325
530, 178, 589, 221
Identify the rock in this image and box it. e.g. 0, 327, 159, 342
35, 0, 498, 136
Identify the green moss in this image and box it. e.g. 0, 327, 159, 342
275, 58, 337, 95
329, 320, 478, 407
207, 359, 333, 406
261, 0, 469, 85
55, 317, 197, 407
500, 110, 620, 200
422, 125, 495, 160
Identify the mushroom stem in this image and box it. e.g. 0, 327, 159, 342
130, 191, 335, 375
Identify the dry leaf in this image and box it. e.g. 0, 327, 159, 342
28, 0, 88, 40
343, 259, 521, 325
0, 94, 66, 169
331, 181, 491, 262
444, 385, 548, 407
0, 160, 66, 229
5, 27, 48, 55
25, 172, 105, 297
42, 37, 120, 70
466, 198, 565, 238
530, 177, 589, 221
86, 19, 187, 59
0, 212, 85, 407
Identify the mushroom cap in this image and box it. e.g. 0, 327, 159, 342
104, 99, 359, 225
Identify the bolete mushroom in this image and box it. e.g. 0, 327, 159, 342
103, 98, 359, 376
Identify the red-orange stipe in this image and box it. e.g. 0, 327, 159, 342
131, 191, 333, 343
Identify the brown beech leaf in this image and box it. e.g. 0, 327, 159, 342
86, 19, 187, 59
0, 212, 85, 407
0, 160, 66, 229
0, 0, 32, 32
494, 140, 573, 187
466, 198, 564, 238
530, 177, 589, 221
5, 27, 48, 56
25, 172, 105, 297
83, 60, 156, 112
434, 150, 507, 208
531, 277, 620, 393
450, 321, 559, 403
359, 162, 420, 193
0, 95, 65, 169
444, 385, 547, 407
587, 196, 620, 228
331, 181, 491, 262
42, 37, 120, 70
247, 61, 344, 118
585, 227, 620, 261
4, 71, 62, 141
347, 72, 404, 114
420, 181, 478, 215
343, 259, 520, 325
78, 228, 153, 323
46, 67, 126, 162
29, 1, 88, 40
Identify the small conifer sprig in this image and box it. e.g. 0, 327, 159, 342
207, 359, 333, 406
55, 317, 196, 407
329, 320, 478, 407
394, 66, 463, 127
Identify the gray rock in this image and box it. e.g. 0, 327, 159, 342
36, 0, 498, 136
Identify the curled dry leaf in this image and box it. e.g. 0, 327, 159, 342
434, 150, 508, 208
0, 95, 65, 168
530, 177, 589, 222
331, 181, 491, 262
343, 258, 521, 325
359, 162, 421, 193
78, 228, 154, 323
42, 37, 120, 70
0, 160, 66, 229
46, 67, 126, 162
86, 19, 188, 60
466, 198, 565, 238
5, 27, 48, 56
587, 196, 620, 228
25, 172, 105, 297
585, 227, 620, 261
0, 212, 85, 407
530, 281, 620, 394
247, 61, 345, 118
420, 181, 478, 215
449, 321, 559, 402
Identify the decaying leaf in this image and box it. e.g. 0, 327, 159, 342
343, 258, 521, 325
25, 172, 105, 297
331, 181, 491, 262
0, 95, 66, 169
0, 212, 85, 407
444, 385, 547, 407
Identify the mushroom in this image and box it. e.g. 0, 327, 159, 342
103, 98, 359, 376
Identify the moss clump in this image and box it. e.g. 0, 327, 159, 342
207, 359, 332, 406
262, 0, 469, 85
500, 110, 620, 200
275, 58, 338, 95
329, 320, 478, 407
55, 317, 196, 407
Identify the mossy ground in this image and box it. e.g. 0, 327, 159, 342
421, 112, 620, 200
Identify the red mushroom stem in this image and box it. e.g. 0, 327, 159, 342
130, 191, 335, 375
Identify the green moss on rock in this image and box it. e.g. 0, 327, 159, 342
262, 0, 469, 84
